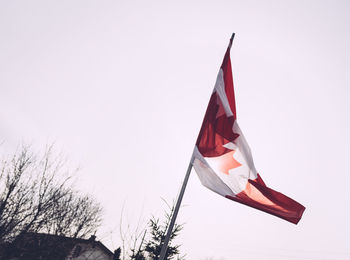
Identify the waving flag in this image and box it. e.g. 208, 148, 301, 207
192, 34, 305, 224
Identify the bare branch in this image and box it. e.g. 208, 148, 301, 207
0, 145, 103, 249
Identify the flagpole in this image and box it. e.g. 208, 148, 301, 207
159, 155, 194, 260
159, 33, 235, 260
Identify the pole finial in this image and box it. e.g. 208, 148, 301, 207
229, 33, 235, 48
231, 33, 235, 41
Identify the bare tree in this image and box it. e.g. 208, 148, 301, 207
119, 204, 147, 260
0, 145, 102, 245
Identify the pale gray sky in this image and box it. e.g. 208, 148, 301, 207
1, 0, 350, 259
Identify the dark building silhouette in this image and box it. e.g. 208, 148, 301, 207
0, 233, 115, 260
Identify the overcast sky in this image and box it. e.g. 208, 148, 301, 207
1, 0, 350, 259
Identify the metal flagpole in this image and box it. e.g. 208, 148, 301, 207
159, 33, 235, 260
159, 155, 194, 260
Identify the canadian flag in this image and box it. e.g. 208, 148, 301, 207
192, 34, 305, 224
